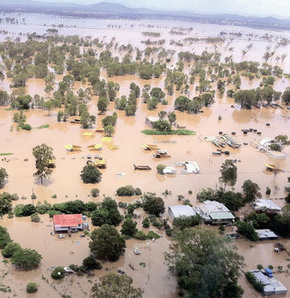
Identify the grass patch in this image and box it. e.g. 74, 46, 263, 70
0, 153, 14, 156
142, 129, 195, 135
36, 124, 49, 129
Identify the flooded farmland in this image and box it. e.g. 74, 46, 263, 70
0, 11, 290, 298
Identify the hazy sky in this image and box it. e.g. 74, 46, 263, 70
37, 0, 290, 18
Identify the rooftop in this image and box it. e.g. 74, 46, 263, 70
168, 205, 196, 218
250, 270, 288, 295
255, 229, 278, 239
53, 214, 83, 228
254, 199, 281, 211
200, 200, 230, 213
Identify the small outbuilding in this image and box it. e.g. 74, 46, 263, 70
53, 214, 84, 233
168, 205, 196, 220
255, 229, 278, 240
253, 199, 281, 213
145, 116, 159, 128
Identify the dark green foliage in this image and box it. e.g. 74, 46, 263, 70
91, 197, 122, 226
82, 256, 102, 270
51, 267, 65, 280
11, 248, 42, 270
2, 242, 21, 258
0, 226, 11, 249
142, 193, 165, 216
165, 227, 244, 298
142, 217, 150, 228
236, 221, 258, 241
173, 215, 202, 230
152, 119, 171, 132
14, 204, 36, 217
245, 212, 270, 229
53, 200, 86, 214
0, 168, 8, 189
245, 272, 264, 292
26, 282, 38, 293
91, 188, 99, 198
282, 89, 290, 105
81, 165, 102, 184
121, 217, 137, 236
133, 230, 147, 240
0, 192, 12, 215
219, 159, 237, 186
197, 188, 244, 211
89, 224, 126, 261
116, 185, 142, 196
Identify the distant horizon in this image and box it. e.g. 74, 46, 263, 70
32, 0, 290, 19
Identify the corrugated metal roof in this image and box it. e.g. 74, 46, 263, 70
168, 205, 196, 218
53, 214, 83, 228
210, 212, 235, 220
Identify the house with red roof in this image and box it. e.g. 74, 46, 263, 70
53, 214, 84, 233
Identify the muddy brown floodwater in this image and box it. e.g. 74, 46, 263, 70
0, 13, 290, 298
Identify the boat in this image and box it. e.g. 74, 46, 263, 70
212, 151, 222, 156
133, 164, 151, 170
142, 144, 159, 150
265, 163, 280, 171
108, 144, 119, 150
48, 159, 56, 168
88, 144, 102, 151
83, 132, 93, 137
95, 129, 104, 133
64, 144, 82, 152
93, 159, 107, 169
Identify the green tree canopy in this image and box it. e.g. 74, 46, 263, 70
11, 248, 42, 270
89, 224, 126, 261
91, 273, 142, 298
142, 193, 165, 216
219, 159, 237, 186
0, 168, 8, 188
32, 144, 55, 184
81, 164, 102, 184
165, 227, 244, 298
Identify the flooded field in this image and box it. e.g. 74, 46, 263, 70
0, 12, 290, 298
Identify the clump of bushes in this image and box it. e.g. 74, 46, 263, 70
51, 267, 65, 280
173, 215, 201, 230
91, 188, 99, 197
82, 256, 102, 270
116, 185, 142, 196
26, 282, 38, 293
236, 221, 258, 241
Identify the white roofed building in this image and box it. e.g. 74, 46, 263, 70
168, 205, 196, 220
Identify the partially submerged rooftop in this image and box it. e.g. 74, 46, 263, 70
168, 205, 196, 220
255, 229, 278, 240
250, 270, 288, 295
254, 199, 281, 212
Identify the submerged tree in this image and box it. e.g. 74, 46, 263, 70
32, 144, 55, 184
219, 159, 237, 187
165, 227, 244, 298
91, 273, 142, 298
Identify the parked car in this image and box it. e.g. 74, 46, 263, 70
264, 268, 273, 278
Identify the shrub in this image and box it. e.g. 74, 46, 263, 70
26, 282, 38, 293
31, 213, 40, 223
81, 165, 102, 184
116, 185, 135, 196
21, 124, 32, 130
11, 248, 42, 270
156, 164, 166, 174
133, 230, 147, 240
173, 216, 201, 230
121, 218, 137, 236
266, 187, 271, 195
0, 226, 11, 249
91, 188, 99, 197
51, 267, 65, 280
236, 221, 258, 241
142, 193, 165, 216
83, 256, 102, 270
2, 242, 21, 258
147, 231, 160, 239
142, 217, 150, 228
